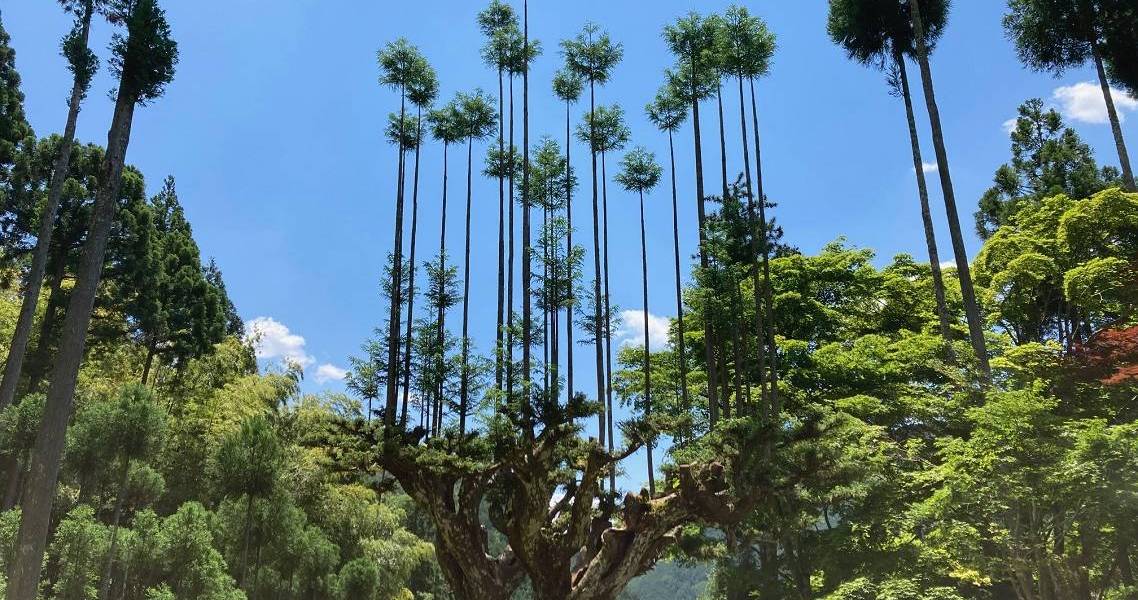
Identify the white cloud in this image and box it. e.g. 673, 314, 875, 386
314, 363, 348, 384
1053, 82, 1138, 124
246, 316, 315, 369
1002, 118, 1019, 135
915, 162, 938, 174
615, 309, 671, 352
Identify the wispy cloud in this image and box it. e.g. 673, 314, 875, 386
314, 363, 348, 384
615, 309, 671, 352
1053, 82, 1137, 124
915, 162, 938, 174
1002, 118, 1018, 135
246, 316, 315, 369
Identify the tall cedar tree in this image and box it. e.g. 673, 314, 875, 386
553, 68, 583, 404
646, 87, 691, 432
827, 0, 957, 362
456, 90, 496, 436
7, 1, 177, 597
399, 64, 439, 429
614, 146, 662, 496
908, 0, 992, 379
0, 0, 101, 409
664, 14, 722, 428
561, 22, 623, 458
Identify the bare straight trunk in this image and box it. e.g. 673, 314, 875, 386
507, 76, 516, 407
897, 55, 956, 360
0, 4, 93, 410
736, 74, 768, 417
384, 91, 408, 438
638, 190, 654, 496
400, 110, 424, 428
667, 132, 690, 430
521, 0, 533, 431
601, 149, 615, 493
1092, 46, 1135, 190
27, 251, 67, 393
460, 137, 474, 436
8, 72, 139, 600
690, 50, 719, 432
496, 67, 507, 389
716, 80, 729, 200
749, 79, 779, 419
909, 0, 991, 380
435, 141, 450, 437
564, 100, 575, 403
588, 80, 607, 457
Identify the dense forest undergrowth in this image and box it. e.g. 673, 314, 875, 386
1, 1, 1137, 599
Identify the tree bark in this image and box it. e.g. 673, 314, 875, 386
1092, 45, 1135, 191
0, 3, 93, 411
909, 0, 991, 380
897, 54, 956, 361
7, 69, 140, 600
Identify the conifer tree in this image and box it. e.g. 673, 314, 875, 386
9, 2, 177, 596
0, 0, 102, 410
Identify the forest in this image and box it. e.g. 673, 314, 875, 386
0, 0, 1136, 599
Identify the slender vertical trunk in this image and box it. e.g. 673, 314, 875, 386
601, 149, 615, 493
384, 91, 408, 438
1092, 46, 1135, 190
140, 339, 158, 387
2, 453, 24, 511
460, 137, 474, 436
496, 67, 507, 389
400, 110, 424, 429
897, 55, 956, 360
749, 78, 779, 419
98, 458, 131, 600
736, 74, 768, 416
909, 0, 991, 380
7, 70, 140, 600
435, 141, 450, 437
565, 100, 575, 403
0, 4, 93, 411
521, 0, 533, 432
543, 202, 551, 395
716, 79, 729, 200
667, 131, 689, 431
690, 49, 719, 431
639, 190, 654, 497
589, 80, 607, 456
507, 75, 516, 407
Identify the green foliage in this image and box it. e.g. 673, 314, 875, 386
48, 505, 108, 600
976, 98, 1119, 238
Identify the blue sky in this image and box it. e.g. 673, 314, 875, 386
6, 1, 1136, 488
